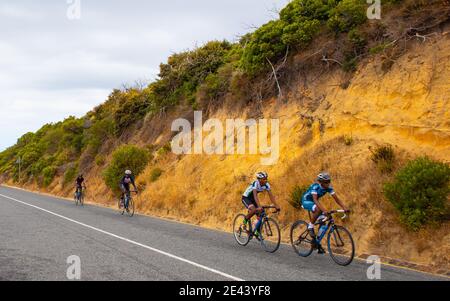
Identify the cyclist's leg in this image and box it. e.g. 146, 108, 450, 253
119, 184, 126, 207
124, 187, 131, 208
254, 209, 264, 233
242, 197, 257, 221
302, 199, 321, 239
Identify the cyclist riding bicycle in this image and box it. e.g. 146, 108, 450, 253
120, 170, 138, 211
75, 174, 85, 195
242, 172, 280, 238
301, 172, 349, 254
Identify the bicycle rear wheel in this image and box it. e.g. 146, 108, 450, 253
260, 217, 281, 253
290, 220, 314, 257
233, 214, 251, 246
327, 225, 355, 266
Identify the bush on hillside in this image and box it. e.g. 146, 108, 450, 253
328, 0, 367, 33
289, 185, 310, 209
63, 164, 78, 186
370, 145, 396, 173
384, 157, 450, 231
150, 168, 163, 183
42, 166, 57, 187
103, 145, 149, 192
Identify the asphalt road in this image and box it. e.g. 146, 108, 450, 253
0, 185, 447, 281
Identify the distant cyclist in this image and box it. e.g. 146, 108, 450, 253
120, 170, 138, 211
75, 174, 85, 195
242, 172, 280, 238
302, 172, 349, 254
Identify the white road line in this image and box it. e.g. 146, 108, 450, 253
0, 193, 245, 281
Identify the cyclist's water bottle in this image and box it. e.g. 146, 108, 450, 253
317, 215, 327, 237
318, 224, 327, 237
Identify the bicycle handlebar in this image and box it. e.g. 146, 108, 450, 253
261, 206, 280, 213
327, 210, 350, 220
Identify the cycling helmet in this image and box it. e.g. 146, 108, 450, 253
256, 172, 268, 180
317, 172, 331, 182
125, 170, 132, 175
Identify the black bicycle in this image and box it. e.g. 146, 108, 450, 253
233, 206, 281, 253
119, 190, 137, 217
74, 186, 86, 206
290, 210, 355, 266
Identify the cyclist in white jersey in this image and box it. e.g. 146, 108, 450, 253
241, 172, 280, 237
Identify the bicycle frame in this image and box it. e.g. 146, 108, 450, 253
315, 219, 334, 243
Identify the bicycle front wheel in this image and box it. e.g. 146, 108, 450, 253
290, 220, 314, 257
233, 214, 251, 246
260, 217, 281, 253
327, 225, 355, 266
126, 198, 135, 217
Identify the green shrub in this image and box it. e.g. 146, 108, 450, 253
240, 20, 286, 75
328, 0, 367, 33
95, 154, 106, 167
342, 54, 358, 72
157, 143, 172, 157
289, 185, 310, 209
114, 88, 151, 135
343, 135, 354, 146
63, 164, 78, 186
150, 168, 163, 183
348, 28, 367, 51
370, 145, 395, 173
42, 166, 57, 187
103, 145, 149, 192
384, 157, 450, 230
84, 118, 115, 153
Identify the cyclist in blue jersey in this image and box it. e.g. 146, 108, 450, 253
242, 172, 280, 238
302, 172, 349, 253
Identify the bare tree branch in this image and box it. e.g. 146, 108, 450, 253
266, 57, 283, 100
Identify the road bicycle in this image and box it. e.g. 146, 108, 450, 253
74, 186, 86, 206
233, 206, 281, 253
290, 210, 355, 266
119, 190, 137, 217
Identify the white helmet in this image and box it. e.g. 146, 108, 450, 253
256, 172, 268, 180
317, 172, 331, 182
125, 170, 132, 175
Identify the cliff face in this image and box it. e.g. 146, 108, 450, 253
16, 31, 449, 271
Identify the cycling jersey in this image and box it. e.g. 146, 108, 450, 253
120, 175, 136, 191
302, 183, 335, 203
243, 180, 271, 201
76, 177, 84, 188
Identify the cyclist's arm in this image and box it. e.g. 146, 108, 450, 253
267, 190, 280, 210
131, 178, 138, 192
331, 193, 348, 211
312, 194, 327, 213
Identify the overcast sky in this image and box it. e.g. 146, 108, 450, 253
0, 0, 290, 151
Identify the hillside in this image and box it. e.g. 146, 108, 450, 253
1, 0, 450, 273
